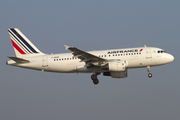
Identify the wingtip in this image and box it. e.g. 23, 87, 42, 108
64, 45, 69, 50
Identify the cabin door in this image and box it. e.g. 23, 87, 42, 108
146, 48, 152, 59
42, 56, 48, 67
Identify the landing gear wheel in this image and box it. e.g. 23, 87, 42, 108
148, 73, 152, 78
91, 74, 99, 85
91, 74, 97, 80
93, 79, 99, 85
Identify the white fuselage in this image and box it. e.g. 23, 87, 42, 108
7, 47, 174, 73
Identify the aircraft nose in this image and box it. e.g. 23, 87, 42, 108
168, 54, 174, 62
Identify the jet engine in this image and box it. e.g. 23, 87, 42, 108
102, 60, 127, 72
102, 60, 128, 78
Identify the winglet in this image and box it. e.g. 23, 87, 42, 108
64, 45, 70, 50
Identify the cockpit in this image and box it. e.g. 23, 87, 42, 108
157, 50, 166, 53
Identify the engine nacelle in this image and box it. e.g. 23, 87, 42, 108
103, 61, 127, 72
103, 70, 127, 78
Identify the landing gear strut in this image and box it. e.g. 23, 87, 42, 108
91, 73, 100, 85
147, 66, 152, 78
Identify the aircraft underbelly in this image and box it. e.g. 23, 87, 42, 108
48, 61, 85, 72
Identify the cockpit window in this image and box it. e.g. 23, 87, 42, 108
158, 50, 166, 53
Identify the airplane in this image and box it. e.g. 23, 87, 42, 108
6, 28, 174, 85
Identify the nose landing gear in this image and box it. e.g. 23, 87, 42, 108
147, 66, 152, 78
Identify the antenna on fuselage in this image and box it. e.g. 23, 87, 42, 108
144, 45, 147, 47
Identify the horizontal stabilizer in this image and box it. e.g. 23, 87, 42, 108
8, 56, 30, 63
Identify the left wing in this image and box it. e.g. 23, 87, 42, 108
64, 45, 107, 67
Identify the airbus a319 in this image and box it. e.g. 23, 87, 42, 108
6, 28, 174, 85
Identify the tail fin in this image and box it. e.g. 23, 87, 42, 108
8, 28, 44, 57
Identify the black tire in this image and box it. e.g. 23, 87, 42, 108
91, 74, 97, 80
93, 79, 99, 85
148, 73, 152, 78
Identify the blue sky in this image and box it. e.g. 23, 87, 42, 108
0, 0, 180, 120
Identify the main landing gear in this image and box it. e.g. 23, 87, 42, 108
91, 73, 100, 85
147, 66, 152, 78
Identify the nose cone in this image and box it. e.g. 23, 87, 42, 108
169, 54, 174, 62
167, 54, 174, 63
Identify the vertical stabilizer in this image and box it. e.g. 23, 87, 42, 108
8, 28, 44, 57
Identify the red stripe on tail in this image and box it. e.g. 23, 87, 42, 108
11, 40, 26, 54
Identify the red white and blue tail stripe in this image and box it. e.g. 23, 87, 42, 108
8, 28, 44, 57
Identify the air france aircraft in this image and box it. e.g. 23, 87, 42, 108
6, 28, 174, 84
